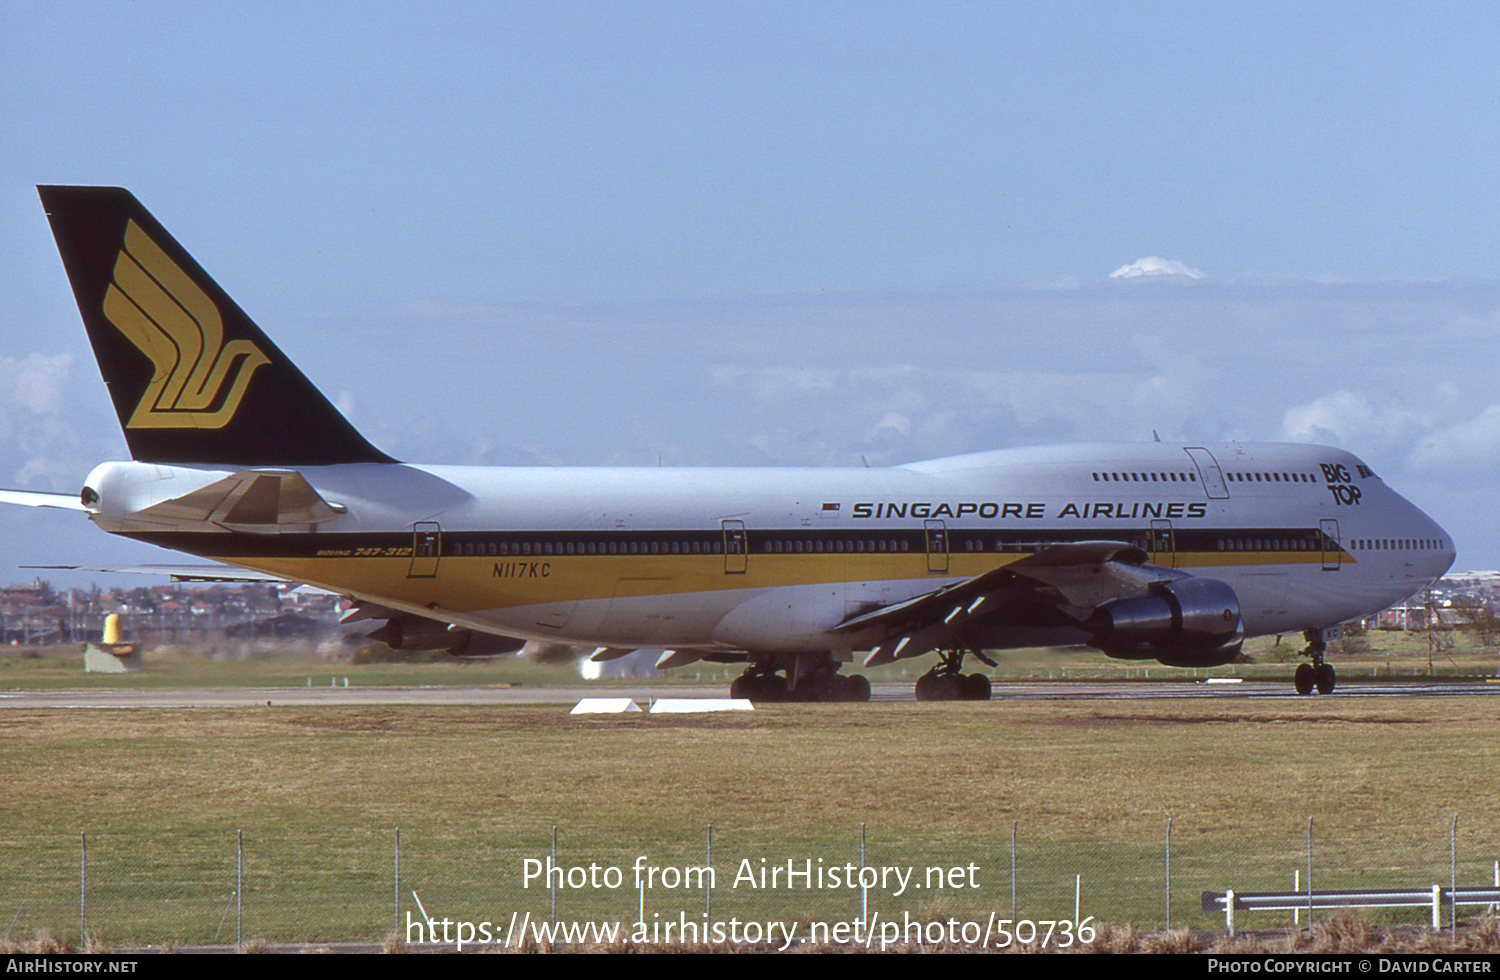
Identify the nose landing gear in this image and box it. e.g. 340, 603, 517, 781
1293, 630, 1337, 695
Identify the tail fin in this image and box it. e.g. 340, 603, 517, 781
38, 185, 395, 466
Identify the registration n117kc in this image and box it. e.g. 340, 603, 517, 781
2, 186, 1456, 701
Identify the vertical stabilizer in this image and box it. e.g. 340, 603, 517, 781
38, 185, 395, 466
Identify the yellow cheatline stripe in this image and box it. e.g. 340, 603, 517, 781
203, 549, 1342, 614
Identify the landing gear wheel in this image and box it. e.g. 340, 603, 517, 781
914, 648, 989, 701
1293, 663, 1314, 696
915, 671, 957, 701
916, 670, 970, 701
1294, 628, 1332, 696
735, 668, 870, 703
732, 670, 787, 703
761, 674, 789, 702
809, 671, 849, 702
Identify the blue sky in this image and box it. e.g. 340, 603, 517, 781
3, 1, 1499, 587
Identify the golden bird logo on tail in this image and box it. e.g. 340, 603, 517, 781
103, 220, 269, 429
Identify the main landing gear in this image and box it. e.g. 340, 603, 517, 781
730, 665, 871, 703
914, 649, 993, 702
1292, 629, 1337, 696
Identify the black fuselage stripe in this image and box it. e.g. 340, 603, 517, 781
123, 526, 1342, 560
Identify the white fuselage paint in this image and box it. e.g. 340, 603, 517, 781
81, 441, 1454, 658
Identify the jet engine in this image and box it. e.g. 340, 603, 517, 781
1090, 577, 1243, 667
366, 613, 526, 657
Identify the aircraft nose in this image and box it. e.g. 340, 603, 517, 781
1438, 541, 1456, 577
1424, 513, 1457, 579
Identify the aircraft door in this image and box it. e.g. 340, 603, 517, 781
1320, 519, 1341, 571
1150, 519, 1176, 568
1184, 447, 1230, 499
409, 522, 441, 578
722, 520, 747, 574
925, 520, 949, 573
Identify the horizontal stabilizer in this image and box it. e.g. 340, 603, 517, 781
139, 470, 346, 530
0, 489, 89, 511
22, 562, 297, 584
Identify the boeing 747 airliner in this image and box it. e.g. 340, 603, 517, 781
1, 186, 1455, 701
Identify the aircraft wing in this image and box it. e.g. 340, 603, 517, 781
838, 541, 1236, 667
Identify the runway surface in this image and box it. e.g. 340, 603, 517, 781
2, 678, 1497, 709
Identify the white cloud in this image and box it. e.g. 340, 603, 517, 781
873, 412, 912, 438
0, 353, 72, 419
1109, 257, 1206, 280
1408, 405, 1500, 470
1279, 391, 1424, 449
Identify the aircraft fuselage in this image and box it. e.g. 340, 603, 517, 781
81, 439, 1453, 660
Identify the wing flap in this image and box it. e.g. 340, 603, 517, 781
835, 540, 1187, 666
835, 540, 1158, 637
832, 565, 1015, 636
998, 541, 1172, 609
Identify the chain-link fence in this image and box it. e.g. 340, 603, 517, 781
3, 820, 1497, 948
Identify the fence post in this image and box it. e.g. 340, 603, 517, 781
1010, 821, 1017, 920
1305, 817, 1314, 926
858, 823, 867, 927
393, 828, 400, 940
1450, 814, 1458, 938
1164, 817, 1172, 931
79, 832, 86, 944
704, 824, 712, 921
236, 829, 242, 949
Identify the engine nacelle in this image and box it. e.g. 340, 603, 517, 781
367, 614, 526, 657
1091, 577, 1243, 667
446, 631, 528, 657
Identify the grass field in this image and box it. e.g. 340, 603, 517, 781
1, 628, 1496, 691
1, 634, 1498, 948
